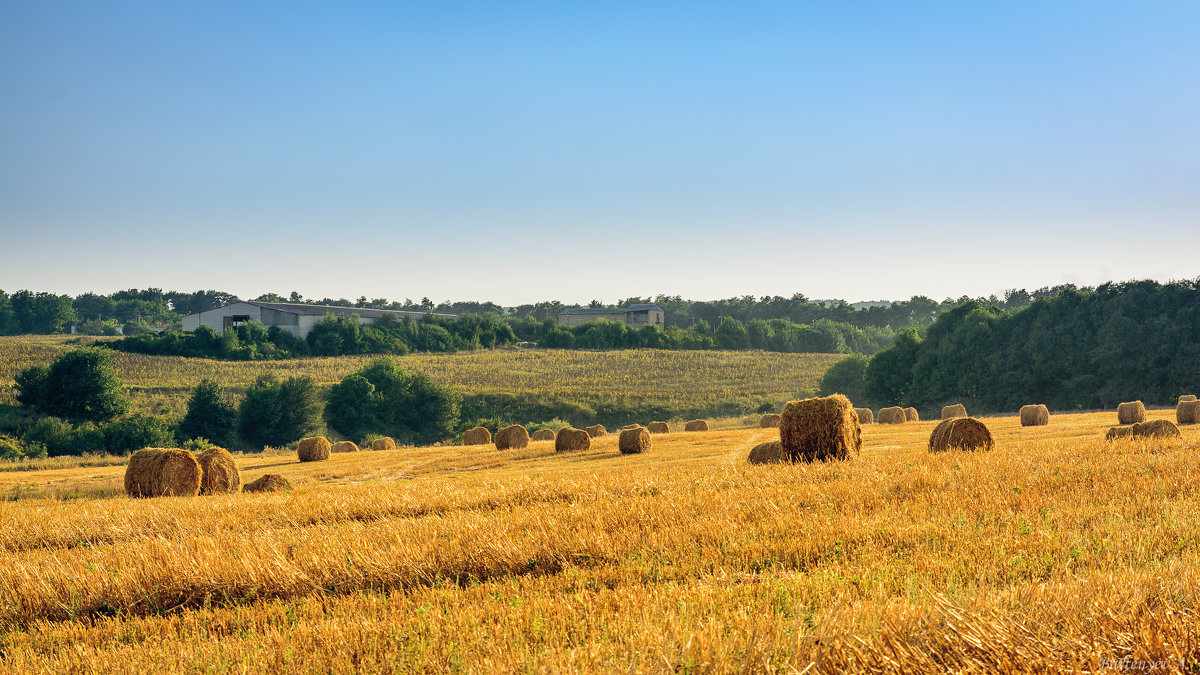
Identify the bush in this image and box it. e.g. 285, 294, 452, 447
22, 416, 74, 457
238, 374, 322, 449
819, 354, 870, 405
324, 358, 461, 445
0, 435, 28, 460
178, 379, 237, 447
14, 349, 130, 422
100, 414, 176, 454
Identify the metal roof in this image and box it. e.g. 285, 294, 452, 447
558, 304, 663, 316
243, 301, 457, 320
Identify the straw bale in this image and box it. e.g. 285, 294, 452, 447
243, 474, 291, 493
779, 394, 861, 463
370, 437, 396, 451
904, 407, 920, 422
463, 426, 492, 446
555, 427, 591, 452
929, 418, 993, 452
124, 448, 202, 498
1180, 395, 1197, 403
647, 421, 671, 434
1105, 426, 1134, 441
331, 440, 359, 453
759, 414, 781, 428
530, 429, 555, 441
1131, 419, 1182, 439
619, 426, 651, 454
196, 446, 240, 495
1178, 400, 1200, 425
855, 408, 874, 424
495, 425, 530, 450
877, 407, 906, 424
684, 419, 709, 432
941, 404, 967, 419
1117, 401, 1146, 425
297, 436, 331, 462
585, 424, 607, 438
1019, 404, 1050, 427
747, 441, 786, 464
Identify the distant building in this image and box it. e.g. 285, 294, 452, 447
180, 301, 455, 340
557, 303, 665, 329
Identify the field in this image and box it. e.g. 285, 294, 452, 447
2, 408, 1198, 672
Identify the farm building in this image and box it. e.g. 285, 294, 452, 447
558, 304, 665, 329
180, 301, 455, 339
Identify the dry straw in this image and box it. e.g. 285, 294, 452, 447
1180, 394, 1198, 403
779, 394, 861, 463
619, 426, 651, 454
929, 418, 993, 452
1178, 400, 1200, 425
331, 441, 359, 453
877, 407, 906, 424
759, 413, 781, 428
855, 408, 874, 424
462, 427, 492, 446
1108, 419, 1182, 440
1019, 404, 1050, 427
647, 421, 671, 434
124, 448, 202, 498
585, 424, 607, 438
297, 437, 331, 462
370, 437, 396, 451
196, 447, 240, 495
242, 474, 291, 493
941, 404, 967, 419
684, 419, 709, 432
904, 407, 920, 422
1117, 401, 1146, 425
530, 429, 555, 441
747, 440, 785, 464
495, 425, 530, 450
555, 427, 591, 452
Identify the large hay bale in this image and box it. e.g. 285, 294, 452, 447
684, 419, 709, 432
1019, 404, 1050, 427
1132, 419, 1182, 439
929, 418, 993, 452
555, 427, 591, 452
941, 404, 967, 419
904, 407, 919, 422
196, 446, 240, 495
854, 408, 874, 424
463, 426, 492, 446
619, 426, 651, 454
1180, 394, 1198, 403
877, 407, 906, 424
370, 437, 396, 451
1117, 401, 1146, 425
759, 413, 781, 428
1178, 400, 1200, 425
243, 474, 291, 493
297, 437, 331, 462
585, 424, 607, 438
647, 421, 671, 434
495, 425, 530, 450
530, 429, 555, 441
331, 440, 359, 453
779, 394, 861, 463
124, 448, 202, 498
747, 441, 786, 464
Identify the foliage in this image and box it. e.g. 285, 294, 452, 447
96, 413, 175, 454
178, 379, 237, 447
237, 374, 323, 449
325, 358, 462, 445
14, 349, 130, 423
818, 354, 870, 404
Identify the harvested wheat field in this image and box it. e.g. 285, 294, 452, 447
1, 409, 1198, 672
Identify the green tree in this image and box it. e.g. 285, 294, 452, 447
863, 329, 922, 406
100, 414, 175, 453
238, 374, 323, 449
819, 354, 869, 405
325, 358, 461, 445
14, 349, 130, 422
179, 379, 238, 447
715, 316, 750, 349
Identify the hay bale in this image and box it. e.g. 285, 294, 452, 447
1178, 400, 1200, 425
124, 448, 203, 498
331, 440, 359, 453
647, 421, 671, 434
243, 474, 291, 493
1105, 426, 1134, 441
747, 441, 786, 464
929, 418, 993, 452
463, 426, 492, 446
759, 413, 781, 428
1180, 394, 1197, 403
196, 446, 240, 495
684, 419, 709, 432
619, 425, 651, 454
941, 404, 967, 419
530, 429, 555, 441
855, 408, 874, 424
555, 427, 591, 452
370, 437, 396, 451
1117, 401, 1146, 425
904, 407, 919, 422
878, 407, 906, 424
779, 394, 861, 463
1132, 419, 1182, 439
297, 437, 331, 462
620, 424, 640, 430
585, 424, 607, 438
1019, 404, 1050, 427
495, 425, 530, 450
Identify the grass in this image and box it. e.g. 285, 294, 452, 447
1, 408, 1198, 671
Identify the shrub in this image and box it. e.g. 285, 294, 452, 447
100, 414, 176, 454
324, 358, 461, 445
178, 379, 237, 447
14, 349, 130, 422
238, 374, 323, 449
22, 416, 75, 457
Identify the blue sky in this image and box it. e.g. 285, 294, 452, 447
2, 1, 1197, 304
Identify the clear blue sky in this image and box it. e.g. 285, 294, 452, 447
2, 1, 1197, 304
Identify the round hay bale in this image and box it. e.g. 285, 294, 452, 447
530, 429, 555, 441
684, 419, 709, 432
196, 446, 240, 495
747, 440, 786, 464
779, 394, 861, 463
854, 408, 874, 424
877, 407, 906, 424
620, 424, 641, 430
124, 448, 202, 498
495, 425, 530, 450
1117, 401, 1146, 425
647, 421, 671, 434
1019, 404, 1050, 427
243, 473, 291, 493
1132, 419, 1182, 439
555, 427, 591, 452
941, 404, 967, 420
929, 418, 993, 452
618, 426, 651, 454
1105, 426, 1134, 441
370, 437, 396, 451
331, 440, 359, 453
585, 424, 607, 438
463, 426, 492, 446
297, 437, 331, 462
1180, 394, 1197, 403
1178, 400, 1200, 425
904, 407, 919, 422
759, 413, 781, 428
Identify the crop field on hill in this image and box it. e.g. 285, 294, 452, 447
1, 408, 1198, 672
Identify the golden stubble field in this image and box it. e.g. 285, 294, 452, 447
1, 408, 1199, 672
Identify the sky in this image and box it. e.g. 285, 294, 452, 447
2, 1, 1198, 305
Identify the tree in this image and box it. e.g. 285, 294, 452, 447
715, 316, 750, 349
819, 354, 869, 405
179, 379, 237, 447
14, 349, 130, 422
325, 358, 461, 445
238, 374, 322, 449
99, 414, 175, 453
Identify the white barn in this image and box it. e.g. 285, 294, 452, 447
557, 303, 665, 329
181, 301, 455, 339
